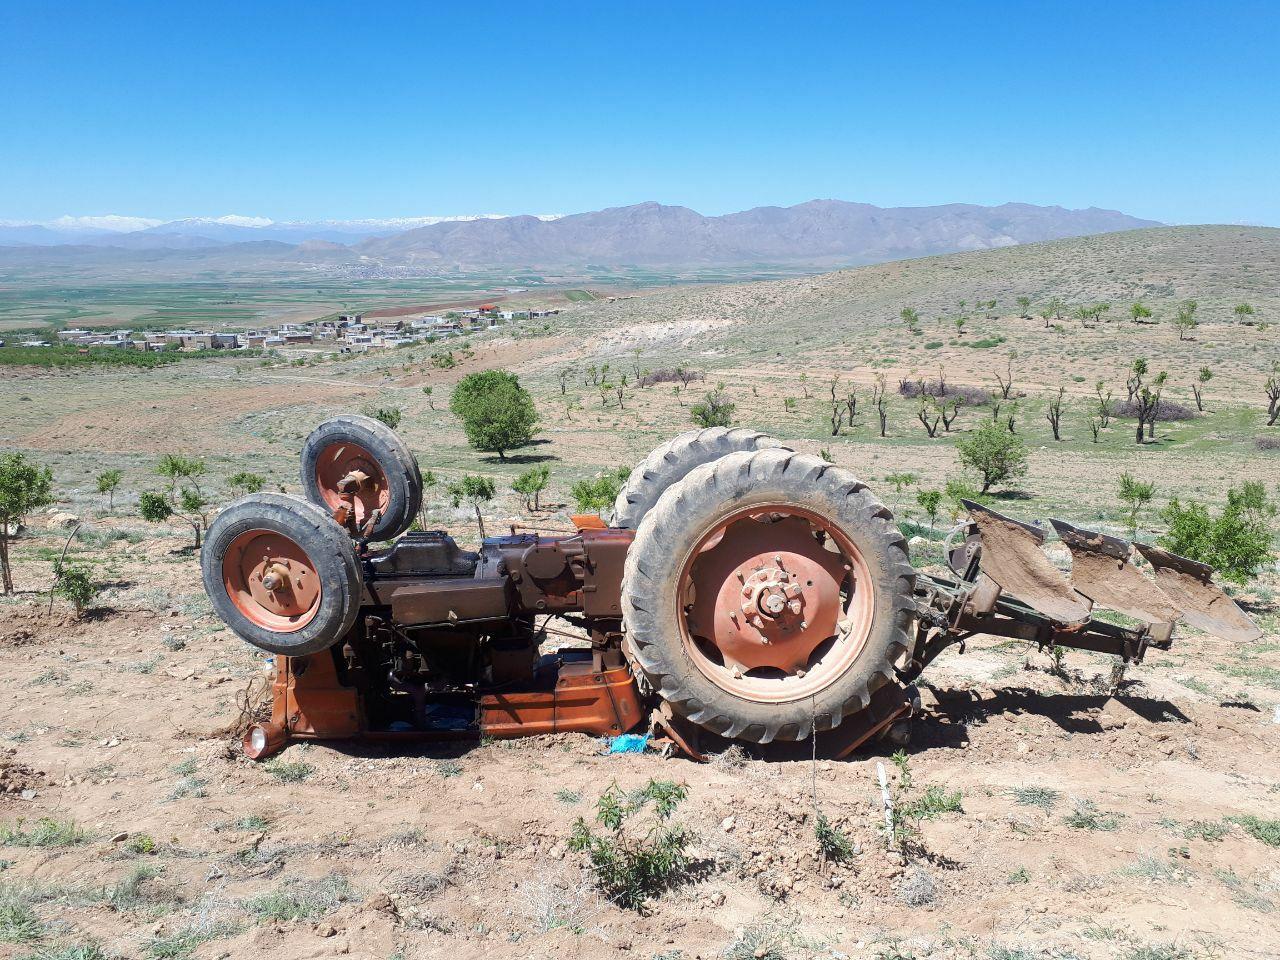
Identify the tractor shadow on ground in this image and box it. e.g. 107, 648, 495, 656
912, 684, 1191, 749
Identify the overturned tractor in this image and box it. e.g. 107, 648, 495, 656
201, 416, 1260, 760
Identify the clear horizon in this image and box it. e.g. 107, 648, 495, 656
3, 1, 1277, 227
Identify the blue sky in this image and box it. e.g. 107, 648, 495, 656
2, 1, 1277, 225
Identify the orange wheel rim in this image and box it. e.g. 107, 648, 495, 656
222, 529, 322, 632
314, 441, 391, 528
678, 504, 874, 702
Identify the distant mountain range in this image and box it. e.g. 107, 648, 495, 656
0, 201, 1160, 274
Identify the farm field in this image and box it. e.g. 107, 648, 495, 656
1, 224, 1279, 960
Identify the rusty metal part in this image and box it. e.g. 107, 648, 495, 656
222, 529, 322, 632
314, 441, 389, 530
1133, 543, 1262, 643
963, 500, 1091, 624
383, 577, 511, 625
1049, 520, 1181, 624
681, 506, 873, 701
480, 662, 642, 738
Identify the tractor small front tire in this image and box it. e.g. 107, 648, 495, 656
621, 449, 915, 744
612, 427, 789, 529
202, 493, 362, 656
300, 414, 422, 541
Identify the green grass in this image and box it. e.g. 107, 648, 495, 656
0, 819, 87, 848
1007, 786, 1059, 811
0, 900, 45, 944
246, 875, 353, 922
16, 947, 110, 960
1182, 820, 1228, 842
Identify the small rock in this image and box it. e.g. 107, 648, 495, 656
110, 831, 128, 843
720, 815, 736, 832
317, 923, 336, 938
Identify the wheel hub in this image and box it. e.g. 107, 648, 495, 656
314, 442, 390, 527
686, 513, 852, 679
222, 530, 322, 632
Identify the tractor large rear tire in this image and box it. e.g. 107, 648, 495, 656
612, 427, 788, 529
621, 449, 915, 743
300, 415, 422, 541
202, 493, 362, 656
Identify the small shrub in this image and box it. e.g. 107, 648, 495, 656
570, 467, 630, 515
1112, 398, 1196, 421
1006, 866, 1030, 885
364, 406, 403, 430
690, 390, 735, 428
568, 779, 692, 909
126, 834, 158, 855
1228, 814, 1280, 847
0, 818, 87, 847
1064, 798, 1123, 831
263, 759, 313, 783
53, 563, 97, 615
1183, 820, 1228, 842
724, 915, 807, 960
1159, 482, 1275, 584
814, 814, 857, 862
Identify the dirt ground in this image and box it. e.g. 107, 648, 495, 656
1, 508, 1278, 960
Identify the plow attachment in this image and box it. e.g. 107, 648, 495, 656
952, 502, 1260, 644
1133, 543, 1262, 643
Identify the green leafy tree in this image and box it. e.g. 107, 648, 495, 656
955, 422, 1029, 493
1015, 296, 1031, 319
512, 465, 550, 511
1159, 483, 1276, 584
450, 370, 538, 461
1117, 472, 1156, 536
900, 307, 920, 330
156, 454, 205, 495
228, 471, 266, 496
447, 475, 496, 539
690, 390, 735, 428
96, 469, 123, 510
1173, 300, 1199, 340
1234, 303, 1255, 323
0, 453, 55, 593
139, 486, 207, 548
421, 385, 434, 409
1129, 302, 1153, 323
1192, 366, 1213, 412
570, 467, 630, 516
916, 489, 943, 531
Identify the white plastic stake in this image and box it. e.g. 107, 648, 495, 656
877, 761, 894, 848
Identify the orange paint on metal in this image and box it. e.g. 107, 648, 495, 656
680, 506, 874, 703
571, 513, 608, 530
314, 441, 390, 528
480, 662, 642, 737
222, 529, 322, 632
